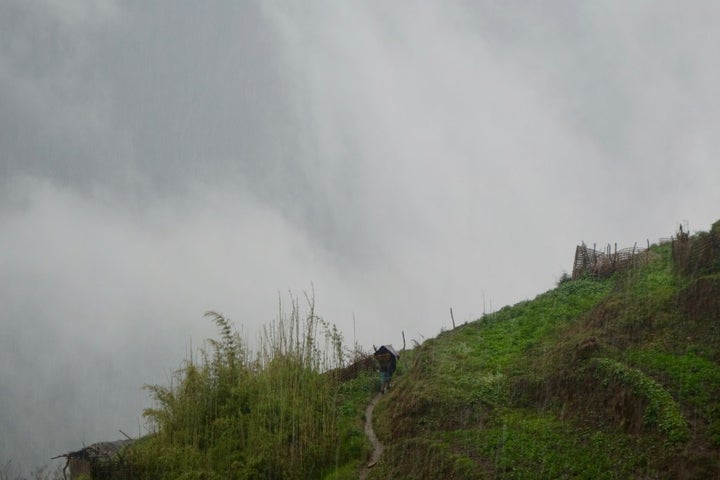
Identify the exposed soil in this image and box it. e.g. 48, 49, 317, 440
359, 393, 384, 479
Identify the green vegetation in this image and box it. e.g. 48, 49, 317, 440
44, 221, 718, 479
369, 225, 720, 479
624, 349, 720, 446
127, 296, 376, 480
591, 358, 688, 444
438, 410, 661, 480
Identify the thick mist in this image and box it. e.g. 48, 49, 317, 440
2, 0, 719, 473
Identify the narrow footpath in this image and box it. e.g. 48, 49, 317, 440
359, 392, 384, 479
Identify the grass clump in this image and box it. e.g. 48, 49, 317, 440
129, 295, 373, 479
592, 358, 688, 444
625, 349, 720, 446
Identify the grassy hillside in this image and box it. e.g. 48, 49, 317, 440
48, 221, 718, 480
369, 221, 720, 479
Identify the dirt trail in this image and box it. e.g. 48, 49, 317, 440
359, 392, 384, 479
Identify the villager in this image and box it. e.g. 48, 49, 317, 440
373, 345, 399, 393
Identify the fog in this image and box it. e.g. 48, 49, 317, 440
1, 1, 719, 473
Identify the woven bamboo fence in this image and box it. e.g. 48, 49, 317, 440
572, 242, 650, 279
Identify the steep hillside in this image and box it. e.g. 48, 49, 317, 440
47, 221, 718, 480
369, 221, 720, 479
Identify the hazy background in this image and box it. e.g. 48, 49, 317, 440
1, 0, 719, 473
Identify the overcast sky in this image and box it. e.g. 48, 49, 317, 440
2, 0, 719, 473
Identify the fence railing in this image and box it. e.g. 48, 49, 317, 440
573, 221, 720, 280
572, 242, 649, 279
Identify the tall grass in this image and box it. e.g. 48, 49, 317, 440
130, 294, 366, 479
